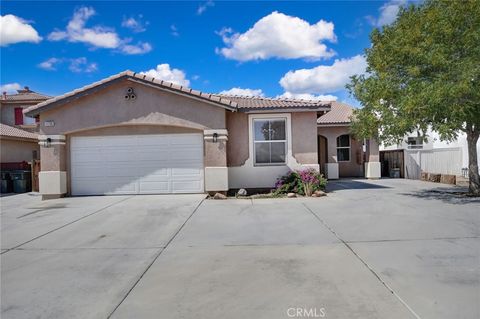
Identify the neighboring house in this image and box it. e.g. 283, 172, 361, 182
23, 71, 381, 199
0, 123, 39, 164
381, 128, 480, 170
0, 87, 50, 166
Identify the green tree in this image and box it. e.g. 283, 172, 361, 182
348, 0, 480, 195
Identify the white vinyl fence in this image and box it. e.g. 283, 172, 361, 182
404, 147, 463, 179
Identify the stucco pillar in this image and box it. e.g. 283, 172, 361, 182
365, 138, 381, 179
204, 129, 228, 192
38, 135, 67, 199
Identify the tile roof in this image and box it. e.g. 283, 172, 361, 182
24, 71, 332, 116
2, 88, 51, 102
212, 94, 331, 111
0, 123, 38, 140
24, 71, 238, 116
317, 102, 355, 125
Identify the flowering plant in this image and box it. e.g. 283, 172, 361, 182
273, 168, 327, 196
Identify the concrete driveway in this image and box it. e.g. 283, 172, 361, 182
1, 179, 479, 319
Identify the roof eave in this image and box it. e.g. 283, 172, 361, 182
317, 122, 351, 127
239, 106, 330, 113
24, 71, 238, 117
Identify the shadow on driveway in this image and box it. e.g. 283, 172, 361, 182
400, 187, 480, 205
326, 179, 391, 192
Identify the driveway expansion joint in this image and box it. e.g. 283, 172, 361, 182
1, 196, 134, 255
302, 203, 422, 319
106, 198, 206, 319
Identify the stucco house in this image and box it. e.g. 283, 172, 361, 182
0, 87, 50, 167
23, 71, 381, 199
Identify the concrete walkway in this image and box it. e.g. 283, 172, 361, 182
1, 179, 479, 319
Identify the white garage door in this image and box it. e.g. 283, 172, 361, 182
70, 134, 204, 195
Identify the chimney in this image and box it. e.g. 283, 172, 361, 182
2, 92, 6, 100
24, 86, 30, 92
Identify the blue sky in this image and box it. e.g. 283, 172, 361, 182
1, 1, 407, 105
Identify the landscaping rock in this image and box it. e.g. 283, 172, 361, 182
314, 190, 327, 197
237, 188, 248, 196
287, 193, 296, 198
428, 173, 441, 183
311, 193, 319, 197
421, 172, 428, 181
213, 193, 227, 200
440, 174, 456, 185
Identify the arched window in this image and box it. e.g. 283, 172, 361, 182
336, 134, 350, 162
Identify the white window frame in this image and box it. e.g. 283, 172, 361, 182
22, 115, 36, 125
252, 118, 287, 166
336, 134, 351, 162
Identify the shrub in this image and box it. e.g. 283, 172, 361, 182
274, 168, 327, 196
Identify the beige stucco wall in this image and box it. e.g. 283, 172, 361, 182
0, 138, 39, 163
1, 104, 16, 126
39, 79, 227, 135
317, 126, 363, 177
226, 111, 318, 167
226, 112, 249, 166
41, 143, 66, 171
292, 112, 318, 164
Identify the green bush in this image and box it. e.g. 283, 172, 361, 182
274, 169, 327, 196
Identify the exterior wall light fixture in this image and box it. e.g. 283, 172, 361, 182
213, 133, 218, 143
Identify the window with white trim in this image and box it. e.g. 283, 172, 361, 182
336, 134, 350, 162
253, 118, 287, 165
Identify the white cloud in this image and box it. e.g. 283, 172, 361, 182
122, 15, 148, 33
367, 0, 407, 27
170, 24, 179, 37
48, 7, 152, 55
197, 0, 214, 15
140, 64, 190, 87
277, 92, 337, 101
38, 57, 62, 70
279, 55, 367, 94
0, 83, 21, 94
48, 7, 119, 48
217, 11, 336, 61
38, 57, 97, 73
219, 87, 264, 97
0, 14, 42, 46
120, 41, 152, 55
68, 57, 98, 73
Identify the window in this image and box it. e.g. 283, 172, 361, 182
407, 137, 423, 149
336, 134, 350, 162
23, 115, 36, 125
253, 118, 286, 165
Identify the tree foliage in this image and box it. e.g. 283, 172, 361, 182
348, 0, 480, 194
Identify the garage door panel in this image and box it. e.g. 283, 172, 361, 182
138, 181, 170, 193
137, 167, 169, 179
71, 134, 204, 195
170, 134, 202, 145
171, 167, 203, 177
71, 164, 105, 178
172, 180, 203, 192
170, 149, 203, 161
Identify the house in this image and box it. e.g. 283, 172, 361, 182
23, 71, 381, 199
0, 87, 50, 167
381, 128, 480, 169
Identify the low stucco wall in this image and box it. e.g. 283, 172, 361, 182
0, 138, 39, 163
317, 126, 363, 177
